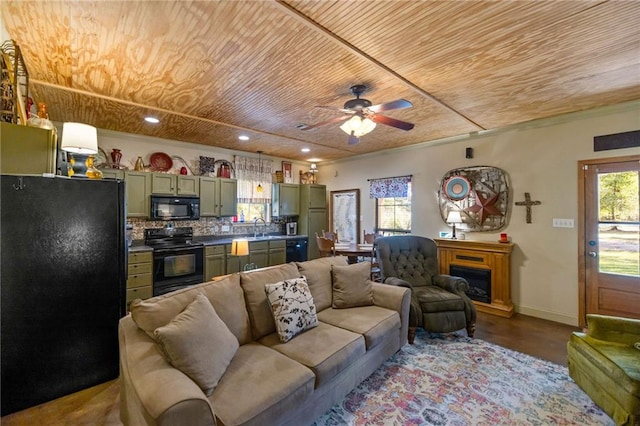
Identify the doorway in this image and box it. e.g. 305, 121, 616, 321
578, 154, 640, 327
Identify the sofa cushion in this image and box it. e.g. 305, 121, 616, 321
153, 294, 239, 396
296, 256, 349, 311
331, 262, 374, 309
265, 276, 318, 343
259, 322, 365, 387
130, 274, 252, 344
211, 343, 315, 425
240, 263, 301, 340
318, 306, 400, 350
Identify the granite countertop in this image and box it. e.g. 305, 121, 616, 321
128, 234, 308, 252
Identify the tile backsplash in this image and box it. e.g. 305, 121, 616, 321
128, 217, 284, 241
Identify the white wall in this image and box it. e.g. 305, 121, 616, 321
319, 102, 640, 326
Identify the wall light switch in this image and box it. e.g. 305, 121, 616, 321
552, 218, 574, 228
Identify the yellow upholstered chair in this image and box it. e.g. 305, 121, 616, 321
567, 314, 640, 425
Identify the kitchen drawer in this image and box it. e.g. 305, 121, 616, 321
205, 245, 226, 256
128, 262, 152, 275
126, 286, 152, 304
269, 240, 286, 249
129, 251, 152, 264
127, 273, 152, 289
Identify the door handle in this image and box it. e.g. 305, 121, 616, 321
588, 251, 597, 258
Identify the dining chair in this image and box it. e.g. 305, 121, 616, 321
315, 233, 335, 257
321, 229, 338, 242
362, 230, 381, 281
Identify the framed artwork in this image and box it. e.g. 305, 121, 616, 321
282, 161, 293, 183
330, 189, 360, 243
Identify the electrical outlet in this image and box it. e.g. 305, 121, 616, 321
221, 225, 230, 232
552, 218, 574, 228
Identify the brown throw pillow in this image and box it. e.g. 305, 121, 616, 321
153, 294, 239, 396
331, 262, 374, 309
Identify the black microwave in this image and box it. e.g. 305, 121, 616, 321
150, 196, 200, 221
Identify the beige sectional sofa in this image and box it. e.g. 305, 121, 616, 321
119, 256, 411, 426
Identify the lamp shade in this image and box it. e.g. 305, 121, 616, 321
339, 115, 376, 137
231, 239, 249, 256
61, 122, 98, 154
446, 211, 462, 224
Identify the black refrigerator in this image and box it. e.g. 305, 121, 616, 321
1, 175, 126, 416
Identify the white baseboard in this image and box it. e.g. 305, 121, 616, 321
515, 305, 578, 327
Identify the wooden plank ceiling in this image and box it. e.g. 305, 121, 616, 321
2, 1, 639, 162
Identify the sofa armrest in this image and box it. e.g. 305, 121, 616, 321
372, 282, 411, 347
119, 316, 217, 426
586, 314, 640, 345
433, 274, 469, 293
383, 276, 412, 289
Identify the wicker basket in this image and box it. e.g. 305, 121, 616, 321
273, 171, 284, 183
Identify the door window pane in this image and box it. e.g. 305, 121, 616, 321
597, 171, 639, 276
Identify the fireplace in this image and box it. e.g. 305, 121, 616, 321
435, 238, 514, 317
450, 265, 491, 303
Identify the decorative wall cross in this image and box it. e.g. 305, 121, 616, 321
515, 192, 541, 223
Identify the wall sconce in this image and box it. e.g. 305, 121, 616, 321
339, 114, 376, 137
60, 122, 102, 179
446, 210, 462, 239
231, 239, 256, 271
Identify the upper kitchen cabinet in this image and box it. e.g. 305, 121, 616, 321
124, 171, 151, 218
300, 184, 327, 209
272, 183, 299, 217
0, 122, 56, 175
200, 177, 237, 217
151, 173, 199, 196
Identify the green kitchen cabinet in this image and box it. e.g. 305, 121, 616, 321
299, 184, 327, 259
272, 183, 299, 217
268, 240, 286, 266
249, 241, 269, 269
124, 171, 151, 218
301, 184, 327, 209
101, 169, 124, 180
204, 245, 226, 281
0, 122, 57, 175
200, 177, 237, 217
151, 173, 199, 196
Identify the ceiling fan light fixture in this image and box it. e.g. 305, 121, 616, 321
340, 115, 376, 137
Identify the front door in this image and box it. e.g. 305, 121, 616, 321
579, 155, 640, 326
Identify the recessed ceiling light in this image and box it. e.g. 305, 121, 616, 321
301, 148, 310, 153
238, 135, 250, 141
144, 116, 160, 124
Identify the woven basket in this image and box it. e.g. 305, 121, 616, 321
273, 171, 284, 183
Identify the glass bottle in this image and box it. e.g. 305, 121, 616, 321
85, 155, 103, 179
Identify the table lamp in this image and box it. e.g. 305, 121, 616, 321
60, 122, 102, 179
446, 210, 462, 239
231, 239, 256, 271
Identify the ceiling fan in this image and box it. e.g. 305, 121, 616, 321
302, 84, 414, 145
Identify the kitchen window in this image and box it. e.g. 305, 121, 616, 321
234, 155, 273, 222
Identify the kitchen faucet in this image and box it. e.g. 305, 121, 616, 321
253, 217, 266, 238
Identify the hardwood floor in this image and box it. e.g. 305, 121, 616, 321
1, 312, 581, 425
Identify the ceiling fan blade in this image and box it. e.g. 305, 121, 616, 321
367, 99, 412, 113
370, 114, 415, 131
316, 105, 354, 114
301, 115, 352, 131
348, 132, 360, 145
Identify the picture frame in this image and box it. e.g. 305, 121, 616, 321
282, 161, 293, 183
330, 189, 360, 243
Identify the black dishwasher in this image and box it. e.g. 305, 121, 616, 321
286, 237, 308, 262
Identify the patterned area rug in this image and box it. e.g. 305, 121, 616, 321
313, 331, 613, 425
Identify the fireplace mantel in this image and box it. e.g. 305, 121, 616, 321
435, 238, 515, 317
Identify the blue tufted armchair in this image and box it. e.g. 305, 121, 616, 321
377, 235, 476, 344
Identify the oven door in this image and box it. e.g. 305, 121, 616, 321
152, 246, 204, 296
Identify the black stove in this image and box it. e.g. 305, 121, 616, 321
145, 226, 204, 296
144, 226, 204, 250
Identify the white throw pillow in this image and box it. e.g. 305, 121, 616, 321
265, 276, 318, 343
154, 293, 239, 396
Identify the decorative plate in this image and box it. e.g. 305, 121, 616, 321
442, 176, 471, 200
150, 152, 173, 171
